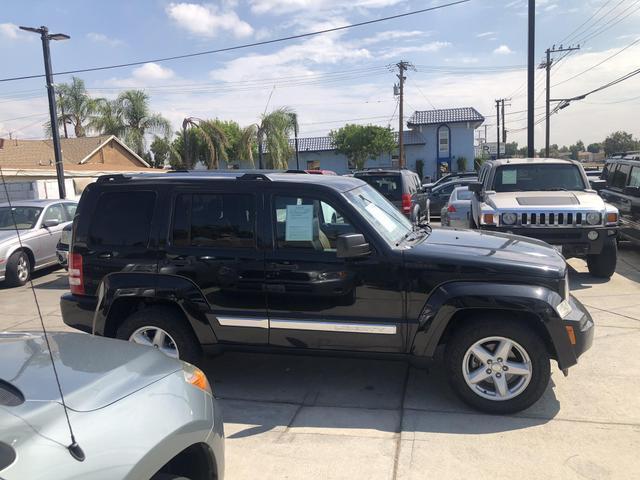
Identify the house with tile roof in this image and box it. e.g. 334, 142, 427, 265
0, 135, 161, 201
284, 107, 484, 180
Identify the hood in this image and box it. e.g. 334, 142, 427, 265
0, 230, 18, 244
405, 227, 566, 278
0, 332, 182, 412
487, 191, 605, 210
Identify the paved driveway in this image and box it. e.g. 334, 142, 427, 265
1, 245, 639, 479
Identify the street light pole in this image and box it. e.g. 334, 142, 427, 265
20, 25, 70, 199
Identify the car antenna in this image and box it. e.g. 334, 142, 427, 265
0, 166, 85, 462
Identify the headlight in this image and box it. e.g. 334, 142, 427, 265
183, 363, 212, 395
586, 212, 601, 225
60, 229, 71, 245
502, 212, 517, 225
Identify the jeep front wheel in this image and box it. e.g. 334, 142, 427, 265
445, 319, 550, 414
586, 237, 617, 279
116, 307, 201, 365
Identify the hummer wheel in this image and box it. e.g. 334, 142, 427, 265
586, 237, 617, 279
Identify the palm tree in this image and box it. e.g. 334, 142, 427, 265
241, 107, 296, 169
52, 77, 99, 137
89, 98, 125, 138
182, 117, 229, 169
117, 90, 172, 156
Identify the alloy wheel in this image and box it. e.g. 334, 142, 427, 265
129, 326, 180, 359
17, 256, 29, 283
462, 336, 532, 401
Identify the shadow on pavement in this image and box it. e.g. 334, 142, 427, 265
0, 266, 66, 291
201, 350, 560, 438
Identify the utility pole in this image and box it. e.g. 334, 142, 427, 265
539, 44, 580, 157
290, 112, 300, 170
19, 25, 69, 199
527, 0, 535, 158
393, 60, 415, 169
58, 92, 68, 139
495, 99, 501, 159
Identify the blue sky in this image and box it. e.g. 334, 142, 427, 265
1, 0, 639, 149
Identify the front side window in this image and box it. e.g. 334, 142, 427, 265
43, 204, 65, 224
0, 206, 42, 230
273, 196, 356, 252
89, 191, 155, 247
172, 193, 255, 248
492, 164, 587, 192
63, 203, 77, 220
344, 185, 413, 246
611, 164, 631, 189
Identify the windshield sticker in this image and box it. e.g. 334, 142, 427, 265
365, 203, 397, 232
502, 169, 517, 185
285, 204, 314, 241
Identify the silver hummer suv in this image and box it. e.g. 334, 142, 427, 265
469, 158, 619, 278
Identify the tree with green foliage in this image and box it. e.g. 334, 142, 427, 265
329, 124, 396, 170
181, 117, 229, 169
49, 77, 99, 137
150, 136, 172, 168
587, 142, 602, 153
603, 131, 639, 156
242, 107, 296, 169
569, 140, 585, 160
504, 142, 519, 157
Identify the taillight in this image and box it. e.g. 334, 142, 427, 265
68, 253, 84, 295
402, 194, 412, 214
447, 204, 457, 213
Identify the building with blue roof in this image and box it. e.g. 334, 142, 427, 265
285, 107, 484, 180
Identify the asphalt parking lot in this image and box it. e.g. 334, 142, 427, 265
1, 244, 639, 479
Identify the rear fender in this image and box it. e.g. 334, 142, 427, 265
95, 272, 217, 345
410, 282, 568, 362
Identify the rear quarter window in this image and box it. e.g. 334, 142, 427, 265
88, 191, 156, 247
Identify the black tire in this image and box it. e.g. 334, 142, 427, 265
587, 237, 617, 278
5, 250, 31, 287
445, 318, 550, 414
116, 307, 202, 365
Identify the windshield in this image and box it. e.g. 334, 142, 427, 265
354, 174, 402, 201
344, 185, 413, 246
492, 164, 587, 192
0, 206, 42, 230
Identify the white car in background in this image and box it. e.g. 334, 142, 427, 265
441, 187, 473, 228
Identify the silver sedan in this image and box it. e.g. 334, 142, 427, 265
440, 187, 473, 228
0, 199, 77, 286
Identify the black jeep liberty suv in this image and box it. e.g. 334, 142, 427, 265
61, 171, 594, 414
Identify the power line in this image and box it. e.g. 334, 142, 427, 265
0, 0, 470, 83
576, 0, 640, 44
559, 0, 616, 45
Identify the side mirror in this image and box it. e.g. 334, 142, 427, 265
42, 219, 60, 228
336, 233, 370, 258
589, 179, 606, 191
468, 182, 483, 194
624, 185, 640, 197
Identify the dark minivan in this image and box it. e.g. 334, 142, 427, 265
61, 171, 593, 414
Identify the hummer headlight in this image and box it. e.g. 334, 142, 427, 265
502, 212, 517, 225
586, 212, 601, 225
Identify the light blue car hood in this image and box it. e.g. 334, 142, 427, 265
0, 332, 181, 412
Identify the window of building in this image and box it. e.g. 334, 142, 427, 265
89, 191, 155, 247
307, 160, 321, 170
172, 193, 255, 248
438, 127, 449, 156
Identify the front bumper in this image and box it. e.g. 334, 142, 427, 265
548, 295, 594, 370
61, 293, 98, 334
483, 226, 617, 257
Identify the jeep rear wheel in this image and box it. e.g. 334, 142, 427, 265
445, 319, 550, 414
587, 237, 617, 279
116, 307, 202, 365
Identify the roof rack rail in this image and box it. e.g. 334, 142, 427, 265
285, 169, 308, 174
96, 174, 131, 183
238, 173, 272, 181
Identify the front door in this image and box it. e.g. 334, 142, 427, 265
38, 203, 67, 266
161, 188, 268, 345
264, 189, 404, 353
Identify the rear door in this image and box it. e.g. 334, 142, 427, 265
160, 185, 268, 345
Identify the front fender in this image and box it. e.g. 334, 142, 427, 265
410, 281, 572, 364
95, 272, 217, 345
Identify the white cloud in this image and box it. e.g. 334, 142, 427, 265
476, 31, 495, 38
249, 0, 402, 14
378, 41, 451, 59
132, 63, 175, 82
545, 3, 558, 11
166, 2, 253, 38
360, 30, 427, 45
87, 32, 124, 47
0, 23, 32, 40
493, 44, 514, 55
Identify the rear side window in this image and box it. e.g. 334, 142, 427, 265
356, 175, 402, 201
611, 164, 631, 189
172, 193, 255, 248
89, 191, 155, 247
629, 166, 640, 188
